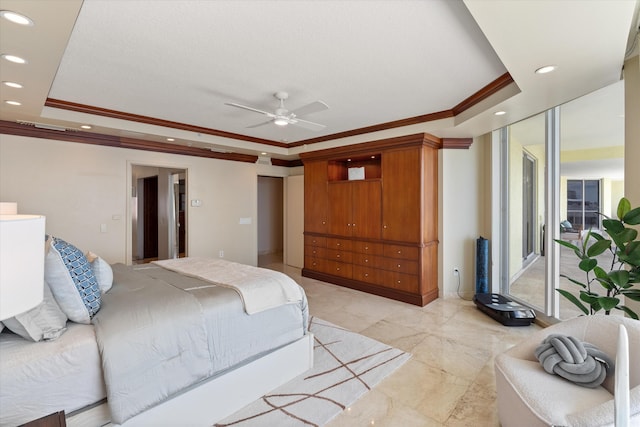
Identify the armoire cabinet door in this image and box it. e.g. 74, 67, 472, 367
304, 161, 328, 233
351, 180, 381, 239
382, 147, 422, 243
328, 181, 352, 236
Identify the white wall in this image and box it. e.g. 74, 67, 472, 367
0, 134, 260, 266
439, 136, 488, 299
284, 175, 304, 268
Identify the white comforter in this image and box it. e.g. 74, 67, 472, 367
153, 257, 304, 314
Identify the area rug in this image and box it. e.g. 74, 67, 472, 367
215, 316, 411, 427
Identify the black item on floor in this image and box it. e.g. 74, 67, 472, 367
473, 293, 536, 326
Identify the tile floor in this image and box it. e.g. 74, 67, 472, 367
259, 255, 541, 426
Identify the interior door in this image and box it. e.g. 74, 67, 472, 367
143, 175, 158, 259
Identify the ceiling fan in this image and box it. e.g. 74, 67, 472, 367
225, 92, 328, 131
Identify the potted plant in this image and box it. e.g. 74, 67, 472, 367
556, 197, 640, 319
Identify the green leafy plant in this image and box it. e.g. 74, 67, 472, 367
555, 197, 640, 319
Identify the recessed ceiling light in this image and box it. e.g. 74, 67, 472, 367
5, 100, 22, 106
2, 81, 23, 89
494, 111, 506, 116
0, 10, 34, 26
535, 65, 557, 74
166, 137, 175, 142
261, 152, 267, 156
80, 125, 92, 129
1, 54, 27, 64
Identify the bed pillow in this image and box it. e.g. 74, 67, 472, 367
45, 236, 101, 324
86, 251, 113, 294
2, 280, 68, 341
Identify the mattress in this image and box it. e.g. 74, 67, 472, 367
0, 323, 106, 427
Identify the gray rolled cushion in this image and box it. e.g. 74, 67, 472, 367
535, 334, 614, 388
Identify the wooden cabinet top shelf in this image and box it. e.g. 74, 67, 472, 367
328, 154, 381, 181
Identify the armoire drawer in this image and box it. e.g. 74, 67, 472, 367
305, 245, 326, 258
352, 265, 384, 285
305, 235, 326, 247
326, 238, 353, 251
383, 244, 419, 260
383, 258, 419, 275
352, 241, 384, 255
384, 271, 419, 293
325, 248, 353, 263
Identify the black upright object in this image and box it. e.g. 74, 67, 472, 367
475, 237, 489, 294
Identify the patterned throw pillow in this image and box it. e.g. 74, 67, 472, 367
45, 236, 101, 324
86, 251, 113, 294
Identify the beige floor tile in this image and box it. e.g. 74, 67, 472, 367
259, 255, 542, 426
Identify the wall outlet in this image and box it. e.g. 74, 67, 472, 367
219, 250, 224, 258
453, 267, 460, 276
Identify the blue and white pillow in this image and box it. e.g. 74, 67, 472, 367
45, 236, 101, 324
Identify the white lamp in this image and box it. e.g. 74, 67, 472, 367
0, 214, 46, 320
0, 202, 18, 214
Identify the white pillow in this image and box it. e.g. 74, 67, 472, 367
86, 251, 113, 294
2, 280, 68, 341
45, 236, 101, 324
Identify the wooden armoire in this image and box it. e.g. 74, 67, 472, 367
300, 133, 439, 306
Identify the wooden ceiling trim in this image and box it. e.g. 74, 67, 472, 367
290, 110, 453, 147
452, 72, 514, 115
44, 98, 287, 149
0, 120, 258, 163
299, 133, 442, 162
41, 73, 512, 152
441, 138, 473, 149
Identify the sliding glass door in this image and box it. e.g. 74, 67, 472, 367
500, 81, 624, 320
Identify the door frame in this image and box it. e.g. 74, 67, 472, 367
126, 161, 189, 265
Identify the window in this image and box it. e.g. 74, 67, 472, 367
566, 179, 600, 231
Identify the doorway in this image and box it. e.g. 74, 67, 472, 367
132, 165, 187, 264
257, 176, 283, 268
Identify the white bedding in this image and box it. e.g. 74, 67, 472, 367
0, 323, 106, 427
0, 260, 309, 426
153, 257, 304, 314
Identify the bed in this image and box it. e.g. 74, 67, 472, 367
0, 250, 312, 427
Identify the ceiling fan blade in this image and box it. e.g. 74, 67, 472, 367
291, 117, 326, 131
246, 119, 274, 129
290, 100, 329, 117
225, 102, 274, 117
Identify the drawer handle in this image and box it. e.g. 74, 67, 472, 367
397, 250, 402, 254
336, 254, 341, 258
337, 243, 341, 246
364, 273, 369, 277
397, 264, 401, 268
313, 250, 316, 254
365, 246, 369, 250
383, 225, 387, 229
365, 259, 368, 263
322, 221, 326, 225
336, 267, 340, 271
397, 280, 401, 284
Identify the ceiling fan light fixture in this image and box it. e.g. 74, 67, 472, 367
273, 118, 288, 126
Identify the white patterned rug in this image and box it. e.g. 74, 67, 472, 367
215, 317, 411, 427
